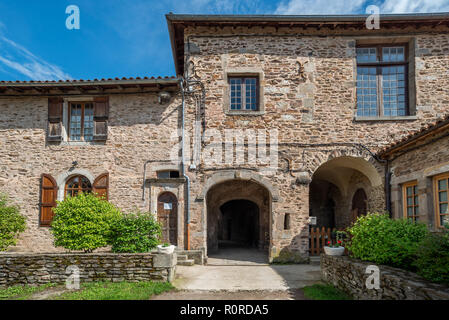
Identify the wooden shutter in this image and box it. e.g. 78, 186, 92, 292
93, 173, 109, 200
93, 97, 109, 141
48, 98, 63, 141
40, 174, 57, 226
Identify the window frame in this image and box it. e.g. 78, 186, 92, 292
68, 101, 94, 141
402, 180, 419, 222
356, 43, 409, 117
228, 76, 260, 112
157, 170, 180, 179
433, 172, 449, 229
64, 174, 93, 198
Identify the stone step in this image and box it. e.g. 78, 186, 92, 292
177, 254, 188, 261
177, 259, 195, 266
309, 256, 321, 265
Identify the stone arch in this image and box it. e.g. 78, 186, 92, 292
198, 169, 279, 202
205, 177, 272, 255
310, 155, 384, 229
56, 168, 95, 201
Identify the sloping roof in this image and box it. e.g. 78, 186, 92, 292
378, 114, 449, 158
0, 76, 179, 96
166, 12, 449, 75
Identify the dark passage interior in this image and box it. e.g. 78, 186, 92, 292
218, 200, 259, 248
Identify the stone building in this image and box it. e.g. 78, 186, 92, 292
0, 13, 448, 262
378, 114, 449, 230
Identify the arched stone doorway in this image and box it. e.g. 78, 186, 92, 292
206, 179, 271, 260
157, 192, 178, 245
309, 156, 383, 229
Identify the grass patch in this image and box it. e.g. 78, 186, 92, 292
0, 283, 57, 300
51, 280, 174, 300
303, 284, 352, 300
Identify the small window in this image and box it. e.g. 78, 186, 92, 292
69, 102, 94, 141
229, 76, 259, 111
65, 175, 92, 198
403, 181, 419, 222
157, 171, 180, 179
284, 213, 290, 230
434, 173, 449, 228
356, 45, 408, 117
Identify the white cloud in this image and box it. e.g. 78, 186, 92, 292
0, 35, 72, 81
275, 0, 366, 15
274, 0, 449, 14
381, 0, 449, 13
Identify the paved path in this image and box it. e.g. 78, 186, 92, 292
173, 264, 321, 291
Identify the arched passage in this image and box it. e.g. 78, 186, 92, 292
206, 179, 271, 259
309, 156, 383, 229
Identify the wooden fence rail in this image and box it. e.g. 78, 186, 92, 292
309, 227, 349, 256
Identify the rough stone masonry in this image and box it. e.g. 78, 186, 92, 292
0, 14, 448, 263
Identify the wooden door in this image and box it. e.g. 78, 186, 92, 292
352, 189, 367, 223
157, 192, 178, 245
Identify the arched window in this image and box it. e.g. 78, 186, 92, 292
65, 175, 92, 198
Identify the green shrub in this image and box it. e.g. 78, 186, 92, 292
110, 211, 161, 253
0, 194, 26, 251
347, 212, 428, 270
414, 228, 449, 285
51, 193, 122, 252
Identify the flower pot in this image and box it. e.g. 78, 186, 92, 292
157, 244, 175, 254
324, 246, 345, 256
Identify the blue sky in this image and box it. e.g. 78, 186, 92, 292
0, 0, 448, 81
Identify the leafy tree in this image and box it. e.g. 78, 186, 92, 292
110, 211, 162, 253
0, 194, 26, 251
51, 193, 122, 252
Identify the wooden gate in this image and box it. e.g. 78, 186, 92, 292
157, 192, 178, 245
309, 227, 349, 256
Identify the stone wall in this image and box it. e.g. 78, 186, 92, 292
390, 133, 449, 229
321, 254, 449, 300
0, 93, 181, 252
183, 25, 449, 261
0, 252, 177, 287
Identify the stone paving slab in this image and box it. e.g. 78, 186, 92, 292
173, 265, 321, 291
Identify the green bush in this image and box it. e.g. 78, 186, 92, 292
110, 211, 162, 253
0, 194, 26, 251
347, 212, 428, 270
51, 193, 122, 253
414, 228, 449, 285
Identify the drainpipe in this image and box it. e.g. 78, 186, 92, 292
385, 159, 392, 217
179, 78, 191, 250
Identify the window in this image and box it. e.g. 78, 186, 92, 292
284, 213, 290, 230
434, 173, 449, 228
403, 181, 419, 222
229, 76, 259, 111
68, 102, 94, 141
157, 171, 180, 179
65, 175, 92, 198
356, 45, 408, 117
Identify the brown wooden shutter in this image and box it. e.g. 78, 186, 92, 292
93, 173, 109, 200
40, 174, 57, 226
48, 98, 63, 141
93, 97, 109, 141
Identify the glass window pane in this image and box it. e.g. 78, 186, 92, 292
382, 65, 406, 116
438, 179, 447, 191
230, 78, 242, 110
440, 203, 448, 214
356, 48, 377, 63
356, 67, 378, 117
439, 191, 448, 203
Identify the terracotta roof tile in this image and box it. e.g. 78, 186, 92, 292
378, 113, 449, 156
